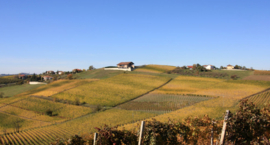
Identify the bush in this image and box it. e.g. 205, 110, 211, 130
45, 109, 53, 116
0, 92, 4, 98
67, 74, 73, 80
74, 98, 80, 105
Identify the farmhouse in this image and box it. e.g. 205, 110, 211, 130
117, 62, 135, 69
203, 65, 215, 70
187, 66, 193, 70
58, 71, 64, 75
18, 74, 27, 79
227, 64, 234, 70
72, 69, 82, 73
46, 70, 55, 74
43, 76, 53, 81
104, 62, 135, 71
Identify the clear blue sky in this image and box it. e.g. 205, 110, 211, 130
0, 0, 269, 74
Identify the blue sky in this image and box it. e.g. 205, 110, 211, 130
0, 0, 269, 74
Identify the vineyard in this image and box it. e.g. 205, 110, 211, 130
247, 91, 270, 107
53, 74, 171, 106
117, 94, 212, 113
0, 84, 45, 98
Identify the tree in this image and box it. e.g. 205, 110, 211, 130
13, 119, 22, 132
30, 73, 37, 81
89, 65, 95, 70
220, 66, 224, 69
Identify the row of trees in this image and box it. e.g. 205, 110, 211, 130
50, 99, 270, 145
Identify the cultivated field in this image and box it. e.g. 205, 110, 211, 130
73, 69, 123, 79
247, 91, 270, 107
53, 74, 171, 106
14, 79, 97, 97
117, 94, 212, 112
243, 75, 270, 81
0, 84, 45, 98
32, 79, 98, 97
135, 65, 176, 73
254, 70, 270, 75
153, 76, 265, 99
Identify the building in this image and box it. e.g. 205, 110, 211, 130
58, 71, 64, 75
117, 62, 135, 69
104, 62, 135, 71
18, 74, 27, 79
203, 65, 215, 70
72, 69, 82, 73
46, 71, 55, 74
227, 64, 234, 70
187, 66, 193, 70
43, 76, 53, 81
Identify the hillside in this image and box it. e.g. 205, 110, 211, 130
0, 65, 269, 144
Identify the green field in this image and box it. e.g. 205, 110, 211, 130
0, 84, 45, 98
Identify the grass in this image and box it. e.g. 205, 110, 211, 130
53, 74, 171, 106
212, 70, 253, 79
0, 84, 45, 98
73, 69, 123, 79
135, 65, 176, 73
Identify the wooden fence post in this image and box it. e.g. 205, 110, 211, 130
93, 132, 98, 145
138, 121, 145, 145
219, 110, 230, 145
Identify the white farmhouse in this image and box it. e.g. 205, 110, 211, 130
203, 65, 215, 70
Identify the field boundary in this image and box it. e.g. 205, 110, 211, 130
240, 87, 270, 101
114, 78, 173, 108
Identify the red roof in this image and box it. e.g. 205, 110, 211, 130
117, 62, 134, 65
187, 66, 193, 68
19, 74, 26, 76
227, 64, 233, 66
73, 69, 82, 71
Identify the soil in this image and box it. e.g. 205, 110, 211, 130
243, 75, 270, 81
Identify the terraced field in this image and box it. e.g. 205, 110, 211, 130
247, 91, 270, 107
53, 74, 171, 106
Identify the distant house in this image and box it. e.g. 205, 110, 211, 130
104, 62, 135, 71
72, 69, 82, 73
203, 65, 215, 70
43, 76, 53, 81
18, 74, 27, 79
58, 71, 64, 75
117, 62, 135, 69
187, 66, 193, 70
227, 64, 234, 70
46, 71, 55, 74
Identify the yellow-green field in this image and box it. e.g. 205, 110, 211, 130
153, 76, 265, 99
57, 108, 157, 134
32, 79, 98, 97
53, 74, 171, 106
135, 65, 176, 73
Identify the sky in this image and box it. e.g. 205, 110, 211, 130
0, 0, 269, 74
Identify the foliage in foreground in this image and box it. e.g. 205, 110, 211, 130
52, 99, 270, 145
